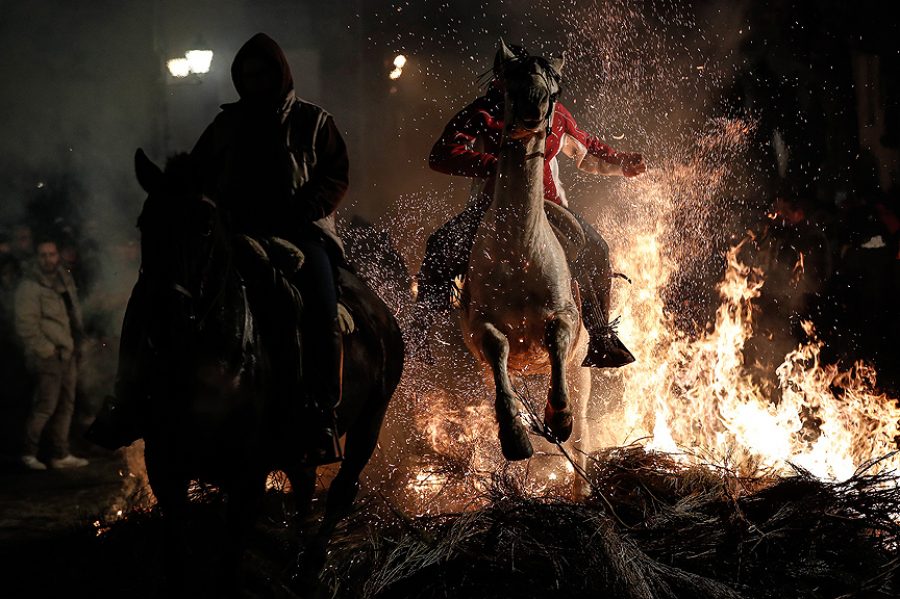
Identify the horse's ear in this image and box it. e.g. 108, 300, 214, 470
548, 52, 565, 76
494, 38, 516, 73
135, 148, 164, 194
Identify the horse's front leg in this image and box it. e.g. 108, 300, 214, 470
544, 314, 576, 442
145, 444, 193, 597
481, 323, 533, 461
568, 361, 592, 498
221, 469, 267, 596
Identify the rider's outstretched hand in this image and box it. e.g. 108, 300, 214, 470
620, 152, 647, 177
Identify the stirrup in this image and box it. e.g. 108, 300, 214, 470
337, 302, 355, 334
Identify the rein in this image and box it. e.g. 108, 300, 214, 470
167, 196, 234, 332
501, 137, 546, 160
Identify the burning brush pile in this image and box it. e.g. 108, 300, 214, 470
324, 448, 899, 598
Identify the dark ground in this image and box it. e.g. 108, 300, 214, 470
1, 445, 898, 599
0, 446, 327, 599
0, 449, 135, 598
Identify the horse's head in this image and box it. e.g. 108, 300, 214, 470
134, 149, 227, 337
493, 40, 564, 141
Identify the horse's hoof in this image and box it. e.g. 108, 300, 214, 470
497, 416, 533, 461
544, 405, 573, 442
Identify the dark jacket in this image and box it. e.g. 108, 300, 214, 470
191, 33, 348, 245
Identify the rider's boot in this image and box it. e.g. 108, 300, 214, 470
582, 322, 635, 368
580, 286, 635, 369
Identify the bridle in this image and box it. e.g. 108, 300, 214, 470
499, 54, 564, 140
166, 195, 233, 332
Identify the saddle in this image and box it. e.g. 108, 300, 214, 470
234, 234, 354, 334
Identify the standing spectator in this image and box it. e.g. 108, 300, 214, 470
14, 238, 88, 470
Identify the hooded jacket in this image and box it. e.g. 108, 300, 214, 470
14, 263, 82, 362
191, 33, 348, 244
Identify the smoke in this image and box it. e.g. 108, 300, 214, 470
0, 1, 159, 225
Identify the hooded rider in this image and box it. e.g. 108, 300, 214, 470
89, 34, 347, 463
412, 44, 646, 368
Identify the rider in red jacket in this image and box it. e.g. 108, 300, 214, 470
428, 81, 644, 204
414, 57, 645, 368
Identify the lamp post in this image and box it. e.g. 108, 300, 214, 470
161, 39, 214, 154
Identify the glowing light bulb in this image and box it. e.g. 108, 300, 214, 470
167, 58, 191, 78
185, 49, 213, 74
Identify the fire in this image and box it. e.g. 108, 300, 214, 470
604, 120, 900, 480
399, 118, 898, 509
403, 381, 578, 511
111, 115, 898, 516
792, 251, 804, 283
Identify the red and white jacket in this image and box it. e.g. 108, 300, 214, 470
429, 87, 625, 206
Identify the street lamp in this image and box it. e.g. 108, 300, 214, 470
167, 48, 214, 78
389, 54, 407, 80
185, 49, 213, 74
166, 57, 191, 78
160, 39, 215, 155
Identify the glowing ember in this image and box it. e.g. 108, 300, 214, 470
266, 470, 293, 493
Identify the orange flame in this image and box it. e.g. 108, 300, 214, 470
603, 122, 900, 479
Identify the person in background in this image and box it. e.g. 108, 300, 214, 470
14, 238, 88, 470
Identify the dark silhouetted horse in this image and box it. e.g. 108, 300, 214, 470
131, 149, 403, 594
